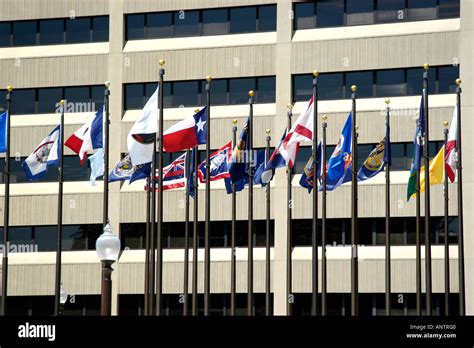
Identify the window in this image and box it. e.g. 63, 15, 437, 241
34, 226, 56, 251
319, 73, 343, 100
66, 18, 90, 43
38, 88, 62, 113
316, 0, 344, 28
202, 9, 228, 36
174, 10, 200, 37
12, 89, 35, 114
64, 86, 90, 105
125, 84, 144, 110
126, 14, 145, 40
91, 86, 104, 109
230, 7, 257, 33
438, 66, 458, 93
294, 3, 315, 30
0, 22, 10, 47
146, 13, 173, 39
12, 21, 36, 46
293, 75, 313, 102
39, 19, 63, 45
345, 71, 373, 98
346, 0, 374, 26
256, 76, 276, 103
229, 78, 256, 104
377, 0, 406, 23
439, 0, 460, 18
407, 0, 437, 21
258, 5, 277, 31
205, 79, 227, 105
92, 16, 109, 42
173, 81, 199, 107
376, 69, 405, 97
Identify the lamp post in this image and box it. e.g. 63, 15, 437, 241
96, 222, 121, 316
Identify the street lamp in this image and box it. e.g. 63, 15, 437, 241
96, 222, 120, 316
59, 283, 68, 315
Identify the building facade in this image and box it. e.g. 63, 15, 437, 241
0, 0, 472, 316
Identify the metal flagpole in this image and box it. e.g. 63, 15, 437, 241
286, 103, 293, 316
230, 119, 238, 316
183, 148, 191, 316
311, 70, 319, 316
416, 121, 422, 316
247, 90, 255, 316
204, 76, 212, 316
455, 78, 465, 316
443, 121, 450, 316
192, 145, 199, 316
54, 99, 65, 316
321, 114, 328, 316
144, 175, 151, 315
155, 59, 165, 316
385, 99, 391, 316
1, 86, 12, 316
422, 63, 432, 316
350, 85, 358, 316
265, 129, 271, 316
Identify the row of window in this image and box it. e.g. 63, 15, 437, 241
126, 5, 276, 41
293, 65, 459, 102
0, 85, 104, 115
7, 295, 101, 316
124, 76, 276, 110
294, 0, 460, 30
0, 16, 109, 47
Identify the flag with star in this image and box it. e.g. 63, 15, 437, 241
162, 107, 207, 152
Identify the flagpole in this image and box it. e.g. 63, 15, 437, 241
54, 99, 65, 316
230, 119, 238, 316
144, 175, 151, 315
350, 85, 358, 316
286, 103, 293, 316
416, 124, 422, 316
192, 146, 200, 316
455, 78, 465, 316
443, 120, 450, 316
1, 86, 12, 316
265, 128, 271, 316
155, 59, 165, 316
247, 89, 255, 316
183, 149, 191, 316
204, 76, 212, 316
422, 63, 432, 316
321, 114, 328, 316
311, 70, 319, 316
385, 99, 391, 316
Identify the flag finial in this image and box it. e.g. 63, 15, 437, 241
104, 81, 110, 88
266, 129, 271, 136
443, 120, 449, 128
232, 119, 238, 125
322, 114, 327, 121
455, 78, 462, 85
385, 99, 390, 105
206, 75, 212, 82
159, 59, 165, 66
286, 103, 293, 110
59, 99, 65, 106
249, 90, 255, 97
6, 85, 13, 92
312, 70, 319, 77
423, 63, 430, 70
351, 85, 357, 92
195, 108, 200, 113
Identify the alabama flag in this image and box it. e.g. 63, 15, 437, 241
163, 107, 207, 152
445, 105, 458, 183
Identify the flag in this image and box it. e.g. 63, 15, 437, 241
409, 146, 445, 199
187, 147, 197, 198
445, 105, 457, 183
327, 112, 352, 183
279, 97, 314, 168
198, 140, 232, 183
127, 86, 158, 166
22, 126, 60, 181
129, 162, 151, 183
248, 149, 267, 186
228, 117, 250, 183
261, 128, 287, 184
357, 138, 387, 182
225, 149, 265, 193
89, 148, 104, 186
109, 154, 150, 183
65, 107, 104, 165
299, 142, 322, 193
149, 153, 187, 191
163, 107, 207, 152
407, 95, 425, 201
0, 112, 7, 153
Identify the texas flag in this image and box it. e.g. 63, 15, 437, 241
163, 107, 207, 153
198, 140, 232, 183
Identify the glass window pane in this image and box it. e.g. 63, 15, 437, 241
439, 0, 460, 19
316, 0, 344, 28
145, 83, 158, 105
406, 68, 435, 95
91, 86, 104, 110
147, 13, 173, 39
66, 18, 90, 43
125, 84, 143, 110
12, 89, 35, 115
62, 225, 86, 251
64, 156, 90, 181
293, 75, 312, 101
0, 22, 10, 47
38, 88, 62, 113
257, 76, 275, 103
294, 146, 312, 173
86, 226, 102, 250
438, 66, 459, 94
92, 16, 109, 42
172, 81, 199, 107
126, 14, 145, 40
35, 226, 56, 251
345, 71, 373, 98
377, 0, 406, 23
346, 0, 374, 26
64, 86, 89, 106
294, 3, 315, 30
358, 144, 374, 169
0, 90, 6, 113
121, 224, 145, 249
207, 79, 227, 105
407, 0, 437, 21
390, 143, 406, 170
163, 83, 172, 108
202, 9, 228, 36
376, 69, 405, 97
258, 5, 277, 32
230, 7, 257, 33
10, 227, 34, 248
319, 73, 343, 100
229, 78, 256, 104
39, 19, 63, 45
173, 10, 199, 37
12, 21, 36, 46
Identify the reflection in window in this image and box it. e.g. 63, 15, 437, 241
377, 0, 406, 23
346, 0, 374, 26
407, 0, 437, 21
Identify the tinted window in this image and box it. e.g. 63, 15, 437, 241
91, 86, 104, 109
147, 13, 173, 39
407, 0, 437, 21
66, 18, 90, 43
12, 89, 35, 114
257, 76, 276, 103
92, 16, 109, 42
293, 75, 312, 101
376, 69, 405, 97
65, 87, 89, 105
63, 156, 90, 181
258, 5, 277, 31
12, 21, 36, 46
38, 88, 62, 113
125, 84, 144, 110
35, 226, 57, 251
206, 79, 227, 105
202, 9, 228, 36
39, 19, 63, 45
439, 0, 460, 18
0, 22, 10, 47
127, 14, 145, 40
294, 3, 315, 30
406, 68, 436, 95
438, 66, 458, 93
230, 7, 257, 33
174, 10, 199, 37
0, 91, 6, 113
377, 0, 405, 23
10, 227, 33, 245
173, 81, 199, 107
345, 71, 373, 98
316, 0, 344, 28
229, 78, 256, 104
319, 73, 343, 100
346, 0, 374, 25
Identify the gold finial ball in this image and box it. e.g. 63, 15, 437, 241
206, 75, 212, 82
322, 114, 328, 121
287, 103, 293, 110
6, 85, 13, 92
59, 99, 65, 106
443, 121, 449, 128
385, 99, 390, 105
194, 108, 200, 113
249, 90, 255, 97
232, 119, 238, 125
456, 78, 462, 86
313, 70, 319, 77
266, 129, 271, 135
159, 59, 165, 66
351, 85, 357, 92
423, 63, 430, 70
355, 125, 359, 131
104, 81, 111, 88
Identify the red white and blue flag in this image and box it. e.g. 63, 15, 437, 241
163, 107, 207, 153
147, 153, 187, 191
198, 141, 232, 183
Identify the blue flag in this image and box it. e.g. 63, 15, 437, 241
261, 128, 287, 184
299, 142, 322, 193
228, 117, 250, 183
187, 147, 197, 198
0, 112, 7, 153
90, 106, 104, 150
129, 162, 151, 183
225, 149, 265, 193
89, 148, 104, 186
414, 94, 424, 172
109, 154, 150, 183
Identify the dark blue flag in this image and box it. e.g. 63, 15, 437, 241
299, 142, 322, 193
0, 112, 7, 153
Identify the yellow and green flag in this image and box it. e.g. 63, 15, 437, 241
408, 145, 445, 200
